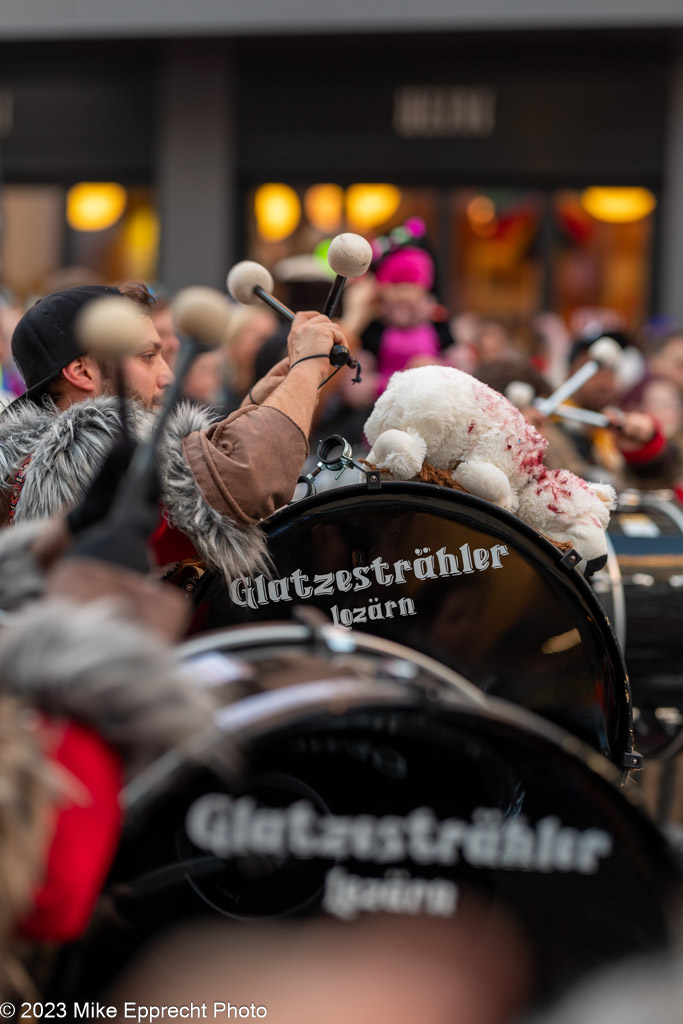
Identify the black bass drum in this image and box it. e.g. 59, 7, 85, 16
592, 490, 683, 684
591, 490, 683, 757
54, 624, 679, 1011
191, 482, 633, 775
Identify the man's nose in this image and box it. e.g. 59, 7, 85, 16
159, 361, 175, 387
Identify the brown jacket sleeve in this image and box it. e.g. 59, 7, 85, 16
182, 404, 309, 526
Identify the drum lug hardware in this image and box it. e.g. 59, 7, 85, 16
559, 548, 581, 570
624, 751, 643, 770
364, 470, 381, 492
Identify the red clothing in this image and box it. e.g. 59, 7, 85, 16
620, 426, 667, 465
18, 720, 123, 942
149, 512, 199, 564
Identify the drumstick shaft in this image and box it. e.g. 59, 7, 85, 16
547, 404, 626, 429
252, 286, 295, 324
323, 276, 345, 319
536, 360, 600, 416
552, 404, 610, 428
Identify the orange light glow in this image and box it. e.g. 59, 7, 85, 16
346, 184, 402, 231
254, 183, 301, 242
304, 184, 344, 232
67, 182, 127, 232
581, 187, 657, 224
122, 206, 160, 280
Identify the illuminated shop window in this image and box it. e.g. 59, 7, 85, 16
0, 184, 160, 300
553, 189, 655, 329
245, 181, 655, 330
451, 189, 545, 323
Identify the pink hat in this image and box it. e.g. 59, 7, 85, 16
375, 247, 435, 290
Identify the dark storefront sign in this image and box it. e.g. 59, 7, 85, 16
393, 85, 497, 139
0, 59, 156, 182
0, 39, 669, 187
0, 88, 13, 140
237, 41, 668, 185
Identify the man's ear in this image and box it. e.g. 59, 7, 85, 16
61, 356, 98, 393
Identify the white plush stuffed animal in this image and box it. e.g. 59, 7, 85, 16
363, 365, 616, 569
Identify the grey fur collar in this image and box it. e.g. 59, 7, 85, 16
2, 397, 151, 522
158, 402, 272, 579
1, 396, 270, 581
0, 598, 217, 773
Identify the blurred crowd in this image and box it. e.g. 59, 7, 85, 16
3, 226, 680, 500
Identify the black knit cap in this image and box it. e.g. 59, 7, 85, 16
11, 285, 123, 401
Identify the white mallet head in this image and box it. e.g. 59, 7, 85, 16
226, 261, 274, 306
327, 233, 373, 279
588, 336, 623, 369
172, 287, 232, 349
505, 380, 536, 409
75, 295, 148, 358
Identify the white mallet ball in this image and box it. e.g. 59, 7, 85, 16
172, 287, 232, 349
327, 233, 373, 279
505, 380, 536, 409
589, 336, 623, 369
226, 261, 274, 305
76, 296, 148, 357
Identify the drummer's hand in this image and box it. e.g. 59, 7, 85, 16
287, 312, 348, 385
241, 357, 289, 407
603, 407, 658, 449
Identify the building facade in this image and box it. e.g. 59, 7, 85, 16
0, 2, 682, 329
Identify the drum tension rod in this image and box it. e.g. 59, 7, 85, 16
624, 751, 643, 770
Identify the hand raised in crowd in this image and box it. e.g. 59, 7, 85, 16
603, 406, 658, 450
257, 312, 351, 436
242, 312, 350, 410
341, 274, 379, 336
286, 311, 349, 385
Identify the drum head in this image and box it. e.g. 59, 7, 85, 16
112, 654, 677, 1007
193, 483, 631, 772
52, 626, 678, 1010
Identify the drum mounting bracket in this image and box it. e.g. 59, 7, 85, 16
297, 435, 382, 497
623, 750, 643, 770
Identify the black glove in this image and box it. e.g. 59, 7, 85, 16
68, 493, 160, 574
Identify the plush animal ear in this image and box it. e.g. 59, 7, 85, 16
556, 517, 609, 571
368, 428, 427, 480
587, 482, 617, 525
